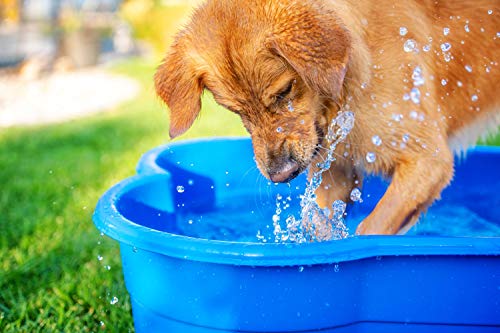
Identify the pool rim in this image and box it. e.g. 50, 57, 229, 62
93, 141, 500, 267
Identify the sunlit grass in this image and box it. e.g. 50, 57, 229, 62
0, 57, 246, 332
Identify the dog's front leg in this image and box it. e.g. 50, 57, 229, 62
356, 146, 454, 235
313, 159, 362, 209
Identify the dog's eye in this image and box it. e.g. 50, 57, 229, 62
276, 81, 294, 101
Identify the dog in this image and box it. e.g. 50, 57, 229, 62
154, 0, 500, 235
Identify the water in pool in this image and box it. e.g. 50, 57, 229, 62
175, 187, 500, 242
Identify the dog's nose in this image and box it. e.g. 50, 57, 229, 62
269, 160, 300, 183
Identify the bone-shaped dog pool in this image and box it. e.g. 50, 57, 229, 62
93, 137, 500, 333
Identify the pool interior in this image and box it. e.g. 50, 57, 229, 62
118, 146, 500, 242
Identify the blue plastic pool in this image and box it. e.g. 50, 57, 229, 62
93, 137, 500, 333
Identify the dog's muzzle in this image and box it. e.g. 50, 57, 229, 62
268, 159, 300, 183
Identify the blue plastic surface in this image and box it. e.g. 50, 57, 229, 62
94, 137, 500, 332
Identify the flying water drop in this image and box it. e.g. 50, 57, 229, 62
366, 152, 376, 163
404, 39, 417, 52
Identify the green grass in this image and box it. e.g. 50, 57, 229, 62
0, 57, 246, 332
0, 57, 498, 332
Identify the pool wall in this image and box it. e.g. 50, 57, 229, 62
94, 137, 500, 332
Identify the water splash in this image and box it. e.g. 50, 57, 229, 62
371, 135, 382, 146
366, 152, 376, 163
412, 66, 425, 86
350, 188, 363, 202
270, 110, 355, 243
440, 42, 451, 52
410, 88, 421, 104
403, 39, 417, 53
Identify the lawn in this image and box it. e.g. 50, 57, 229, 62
0, 57, 498, 333
0, 57, 246, 332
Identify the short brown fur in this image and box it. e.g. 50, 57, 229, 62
155, 0, 500, 235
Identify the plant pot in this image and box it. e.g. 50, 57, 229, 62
63, 27, 101, 68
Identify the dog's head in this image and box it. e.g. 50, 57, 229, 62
155, 0, 351, 183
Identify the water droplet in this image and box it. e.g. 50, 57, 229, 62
496, 32, 500, 38
332, 200, 347, 220
443, 53, 452, 62
422, 44, 431, 52
464, 24, 470, 33
336, 111, 355, 135
412, 66, 425, 86
298, 266, 304, 272
392, 114, 403, 122
97, 255, 103, 261
334, 264, 340, 272
105, 265, 111, 270
371, 135, 382, 146
110, 296, 119, 305
403, 39, 417, 52
287, 100, 294, 112
409, 110, 418, 120
465, 65, 473, 73
366, 152, 376, 163
399, 27, 408, 36
360, 82, 368, 89
440, 42, 451, 52
187, 179, 194, 186
471, 95, 478, 102
176, 185, 185, 193
488, 9, 493, 15
402, 134, 410, 143
132, 247, 138, 253
457, 81, 463, 87
276, 127, 283, 133
441, 79, 448, 86
443, 27, 450, 36
410, 88, 421, 104
350, 188, 363, 202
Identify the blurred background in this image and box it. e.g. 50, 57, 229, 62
0, 1, 245, 332
0, 1, 498, 332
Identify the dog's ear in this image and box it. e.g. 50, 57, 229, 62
155, 37, 204, 139
266, 5, 351, 98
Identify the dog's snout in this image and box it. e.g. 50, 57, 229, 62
268, 159, 300, 183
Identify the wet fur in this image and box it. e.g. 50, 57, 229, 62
155, 0, 500, 235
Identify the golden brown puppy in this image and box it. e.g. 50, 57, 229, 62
155, 0, 500, 235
